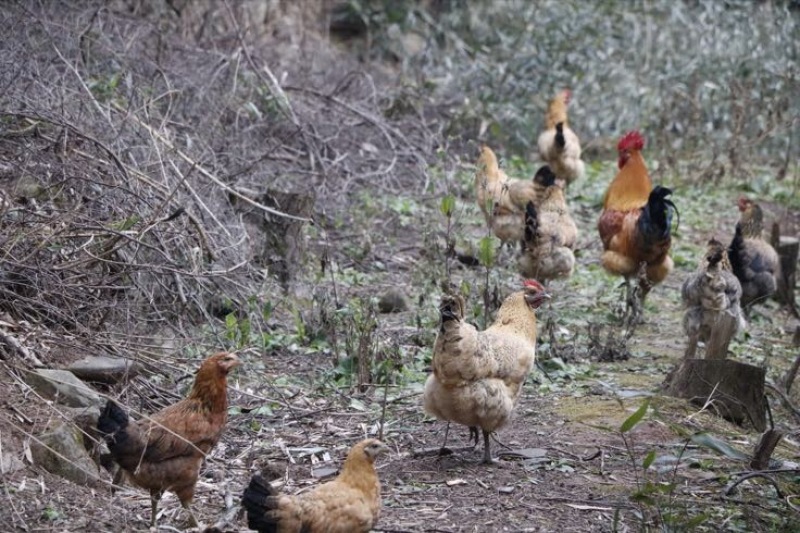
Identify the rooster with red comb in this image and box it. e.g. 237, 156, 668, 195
598, 130, 678, 321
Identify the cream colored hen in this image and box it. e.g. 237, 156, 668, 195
537, 89, 584, 185
518, 165, 578, 283
423, 280, 550, 463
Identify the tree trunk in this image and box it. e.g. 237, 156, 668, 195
704, 312, 738, 359
770, 223, 798, 315
750, 429, 783, 470
662, 359, 767, 431
232, 187, 315, 287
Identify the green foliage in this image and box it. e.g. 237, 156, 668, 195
362, 0, 798, 167
620, 398, 650, 433
477, 235, 495, 268
440, 194, 455, 218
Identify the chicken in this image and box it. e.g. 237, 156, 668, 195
97, 352, 241, 528
518, 165, 578, 282
242, 439, 390, 533
728, 197, 780, 313
423, 279, 550, 463
537, 89, 585, 185
681, 237, 745, 358
597, 131, 678, 317
475, 144, 541, 245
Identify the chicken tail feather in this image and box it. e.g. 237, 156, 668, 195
242, 475, 280, 533
97, 400, 129, 438
524, 201, 538, 245
555, 122, 566, 150
97, 400, 147, 469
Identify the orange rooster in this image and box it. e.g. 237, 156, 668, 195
598, 131, 678, 316
537, 89, 585, 186
97, 352, 241, 528
242, 439, 389, 533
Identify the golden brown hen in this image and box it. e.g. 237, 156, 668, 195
97, 352, 241, 528
423, 280, 550, 463
242, 439, 390, 533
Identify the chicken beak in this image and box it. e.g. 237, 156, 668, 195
226, 353, 242, 370
525, 290, 551, 309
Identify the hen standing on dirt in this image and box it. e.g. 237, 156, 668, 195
97, 352, 241, 528
518, 165, 578, 283
423, 280, 550, 463
242, 439, 389, 533
728, 197, 780, 315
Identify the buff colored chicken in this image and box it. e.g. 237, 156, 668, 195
681, 237, 745, 358
518, 165, 578, 282
474, 145, 541, 245
729, 197, 780, 314
537, 89, 585, 185
423, 280, 550, 463
242, 439, 389, 533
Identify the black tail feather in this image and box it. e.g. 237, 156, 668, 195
242, 475, 280, 533
533, 165, 556, 187
524, 201, 538, 244
555, 122, 566, 150
97, 400, 129, 442
638, 185, 678, 241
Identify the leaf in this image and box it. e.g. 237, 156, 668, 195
642, 450, 656, 470
440, 195, 455, 217
620, 399, 650, 433
349, 398, 368, 411
690, 433, 748, 460
478, 235, 495, 267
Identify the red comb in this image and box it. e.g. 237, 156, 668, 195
523, 279, 544, 291
737, 196, 750, 211
617, 130, 645, 152
560, 89, 571, 105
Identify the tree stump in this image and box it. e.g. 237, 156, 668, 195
703, 312, 739, 360
770, 223, 798, 315
232, 188, 315, 287
662, 359, 767, 431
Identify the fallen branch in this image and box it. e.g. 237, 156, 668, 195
0, 330, 44, 367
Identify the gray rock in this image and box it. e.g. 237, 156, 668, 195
378, 289, 408, 313
25, 369, 103, 408
0, 452, 24, 474
67, 356, 141, 384
30, 423, 100, 486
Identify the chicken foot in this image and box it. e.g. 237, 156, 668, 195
437, 424, 481, 457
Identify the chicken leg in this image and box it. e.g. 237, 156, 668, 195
181, 500, 199, 528
481, 429, 494, 464
150, 490, 162, 529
